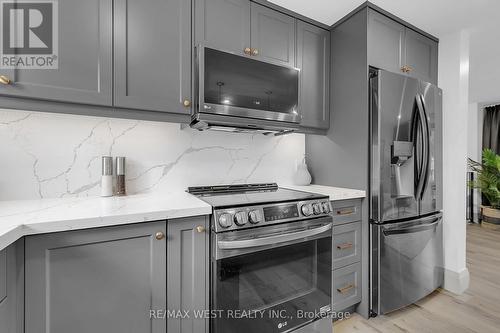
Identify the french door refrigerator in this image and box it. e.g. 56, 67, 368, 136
369, 69, 444, 315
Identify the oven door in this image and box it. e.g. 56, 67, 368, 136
211, 217, 332, 333
198, 46, 300, 124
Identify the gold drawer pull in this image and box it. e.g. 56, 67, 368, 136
195, 225, 206, 233
155, 231, 165, 240
337, 242, 353, 250
336, 208, 354, 216
0, 75, 12, 85
337, 284, 355, 294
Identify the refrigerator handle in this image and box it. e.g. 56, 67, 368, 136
411, 99, 423, 200
416, 94, 431, 199
413, 95, 430, 200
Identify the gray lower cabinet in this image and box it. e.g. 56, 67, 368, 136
0, 240, 24, 333
367, 8, 438, 85
0, 0, 113, 105
250, 2, 296, 66
296, 21, 330, 130
331, 199, 363, 313
25, 222, 167, 333
195, 0, 251, 55
167, 216, 209, 333
333, 262, 362, 312
114, 0, 192, 113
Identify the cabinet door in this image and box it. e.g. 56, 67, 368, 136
114, 0, 191, 113
368, 9, 405, 75
25, 222, 167, 333
0, 0, 112, 105
404, 29, 438, 84
167, 216, 209, 333
0, 240, 24, 333
195, 0, 251, 56
296, 21, 330, 129
250, 3, 295, 66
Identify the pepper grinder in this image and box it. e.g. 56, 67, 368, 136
101, 156, 113, 197
115, 157, 126, 196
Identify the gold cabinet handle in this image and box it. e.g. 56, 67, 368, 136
336, 208, 354, 216
155, 231, 165, 240
182, 99, 191, 107
251, 48, 259, 56
0, 75, 11, 85
195, 225, 206, 233
244, 47, 252, 55
337, 284, 355, 294
337, 242, 353, 250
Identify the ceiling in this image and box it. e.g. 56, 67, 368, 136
269, 0, 500, 37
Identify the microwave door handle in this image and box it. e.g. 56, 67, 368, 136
217, 223, 332, 250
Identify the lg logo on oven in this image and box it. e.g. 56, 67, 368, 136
278, 321, 288, 329
0, 0, 58, 69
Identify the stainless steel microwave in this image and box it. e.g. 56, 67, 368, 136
191, 46, 300, 134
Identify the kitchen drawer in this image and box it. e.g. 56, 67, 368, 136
331, 199, 361, 225
333, 221, 361, 269
333, 262, 362, 312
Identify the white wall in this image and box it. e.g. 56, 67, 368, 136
0, 109, 305, 200
469, 21, 500, 104
438, 30, 470, 294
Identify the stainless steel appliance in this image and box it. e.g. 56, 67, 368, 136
191, 46, 300, 134
369, 69, 444, 315
188, 183, 332, 333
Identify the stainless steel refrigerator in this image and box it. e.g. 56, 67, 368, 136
369, 69, 444, 315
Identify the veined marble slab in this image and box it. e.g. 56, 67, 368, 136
0, 192, 211, 251
281, 184, 366, 201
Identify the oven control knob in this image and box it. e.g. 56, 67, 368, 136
321, 202, 331, 214
312, 203, 322, 215
301, 204, 313, 216
218, 213, 233, 228
248, 210, 262, 224
234, 211, 248, 226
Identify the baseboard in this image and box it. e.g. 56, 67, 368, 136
443, 267, 470, 294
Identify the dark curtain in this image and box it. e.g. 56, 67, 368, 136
483, 105, 500, 154
481, 105, 500, 207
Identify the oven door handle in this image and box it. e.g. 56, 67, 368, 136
218, 223, 332, 250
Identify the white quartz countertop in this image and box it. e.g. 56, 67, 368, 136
281, 184, 366, 201
0, 192, 211, 251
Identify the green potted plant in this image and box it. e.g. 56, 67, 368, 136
468, 149, 500, 229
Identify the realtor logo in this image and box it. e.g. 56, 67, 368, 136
0, 0, 58, 69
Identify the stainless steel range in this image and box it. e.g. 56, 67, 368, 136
188, 183, 333, 333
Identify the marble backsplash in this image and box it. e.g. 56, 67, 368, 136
0, 109, 305, 201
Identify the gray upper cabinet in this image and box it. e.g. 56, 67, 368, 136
404, 28, 438, 84
114, 0, 192, 113
367, 9, 438, 85
25, 222, 167, 333
195, 0, 295, 66
167, 216, 209, 333
296, 21, 330, 129
0, 0, 112, 105
367, 9, 405, 75
250, 3, 296, 66
195, 0, 251, 55
0, 241, 24, 333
